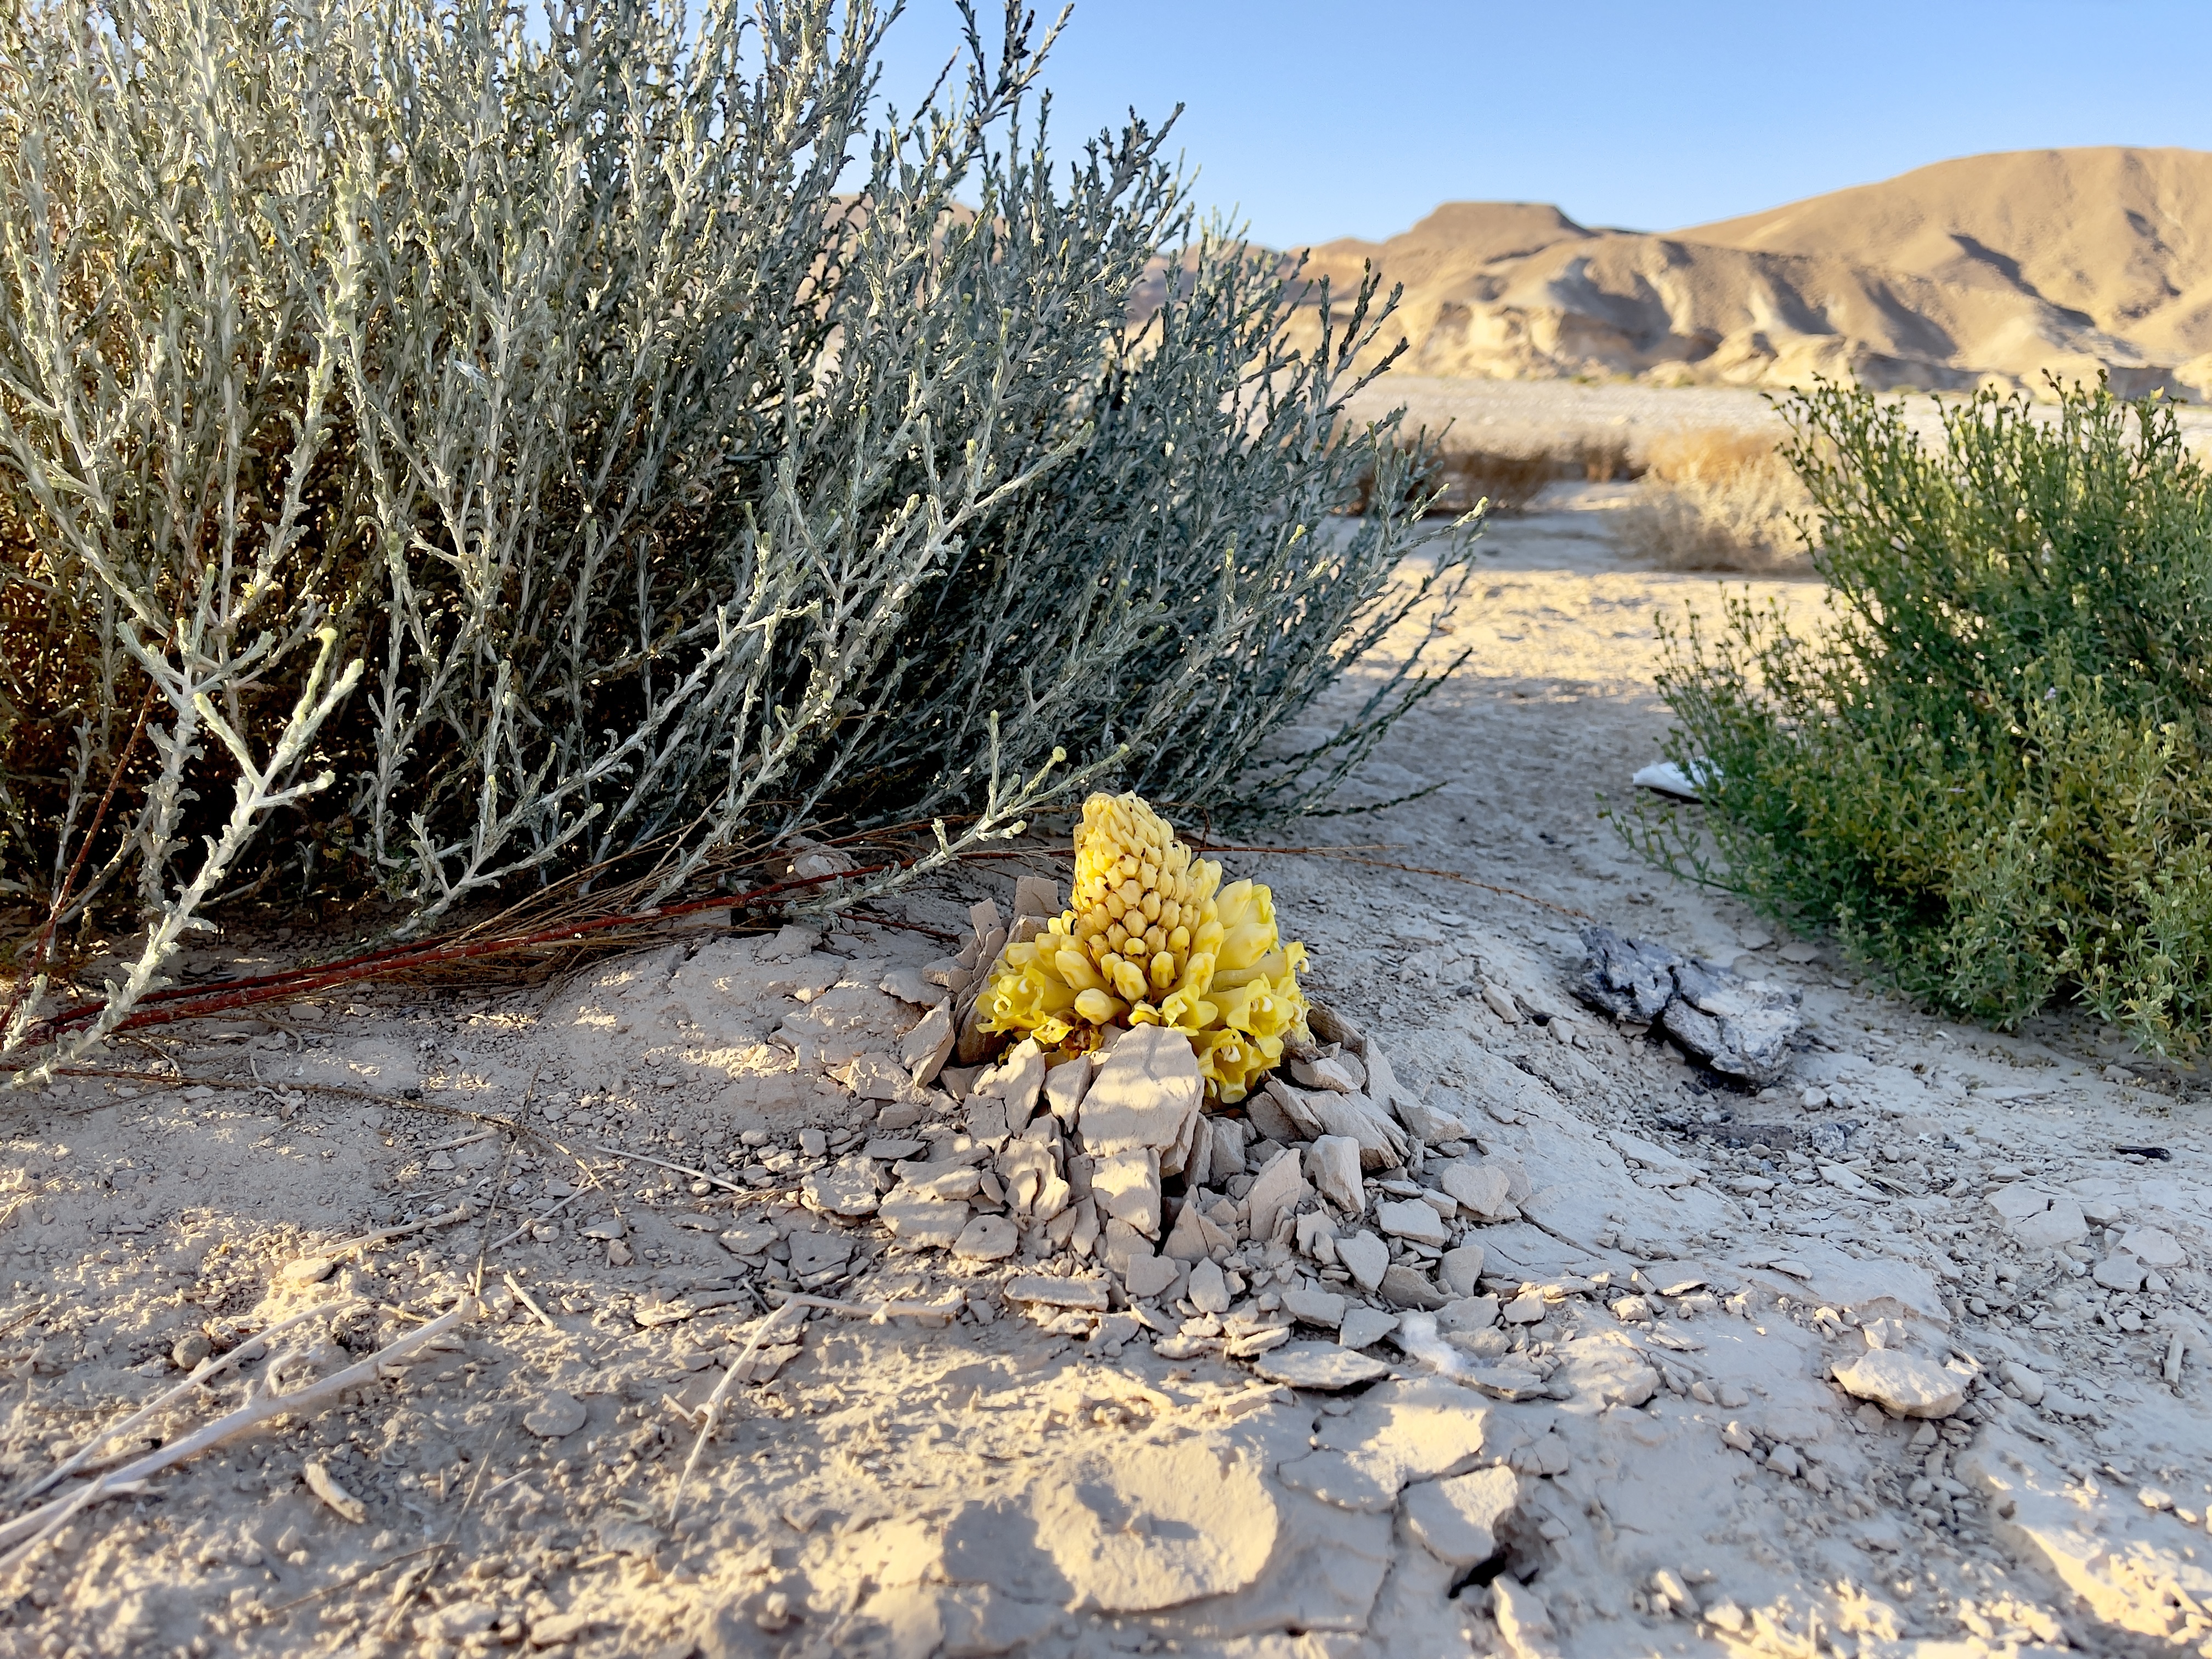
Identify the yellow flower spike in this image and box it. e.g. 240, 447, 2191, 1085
979, 791, 1309, 1101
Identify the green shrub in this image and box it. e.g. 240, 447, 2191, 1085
1636, 379, 2212, 1051
0, 0, 1469, 1076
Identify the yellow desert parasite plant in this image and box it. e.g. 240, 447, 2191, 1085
982, 793, 1308, 1101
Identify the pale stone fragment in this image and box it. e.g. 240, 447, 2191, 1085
523, 1393, 588, 1438
1381, 1264, 1450, 1310
2001, 1358, 2046, 1404
1307, 1135, 1364, 1214
1988, 1184, 2089, 1248
897, 1002, 956, 1085
1164, 1198, 1234, 1262
880, 967, 935, 1006
1209, 1117, 1249, 1179
1003, 1274, 1110, 1311
1832, 1348, 1966, 1418
787, 1230, 854, 1278
2094, 1253, 2147, 1291
1092, 1147, 1162, 1238
1337, 1230, 1389, 1292
1012, 874, 1062, 919
1440, 1295, 1499, 1331
1395, 1092, 1471, 1144
1244, 1086, 1302, 1145
1306, 1088, 1409, 1169
1254, 1344, 1391, 1390
1493, 1578, 1556, 1659
1245, 1147, 1313, 1244
1080, 1026, 1203, 1155
1101, 1216, 1148, 1277
1376, 1198, 1450, 1247
1125, 1250, 1182, 1301
1259, 1076, 1326, 1137
1501, 1290, 1547, 1324
878, 1193, 970, 1248
973, 1039, 1047, 1128
1291, 1053, 1361, 1093
952, 1214, 1019, 1261
1439, 1244, 1487, 1297
2120, 1224, 2187, 1268
1403, 1466, 1520, 1567
1183, 1117, 1214, 1190
1188, 1258, 1232, 1315
1042, 1056, 1091, 1124
1339, 1306, 1398, 1350
1439, 1160, 1517, 1222
303, 1460, 368, 1522
801, 1154, 882, 1218
1023, 1442, 1278, 1613
1276, 1377, 1490, 1512
1281, 1287, 1347, 1328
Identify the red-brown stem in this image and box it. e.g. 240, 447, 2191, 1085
16, 860, 904, 1045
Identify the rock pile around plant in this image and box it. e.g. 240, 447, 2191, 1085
813, 883, 1560, 1383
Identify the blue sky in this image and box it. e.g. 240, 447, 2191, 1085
872, 1, 2212, 247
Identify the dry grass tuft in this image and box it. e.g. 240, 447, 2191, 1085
1617, 427, 1816, 572
1356, 432, 1638, 518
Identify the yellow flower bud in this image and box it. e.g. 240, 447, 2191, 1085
1074, 986, 1124, 1024
1055, 948, 1105, 992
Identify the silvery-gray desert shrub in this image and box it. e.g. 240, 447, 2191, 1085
0, 0, 1470, 1079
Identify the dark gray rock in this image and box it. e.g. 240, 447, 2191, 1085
1575, 927, 1802, 1085
1575, 928, 1683, 1023
1664, 960, 1802, 1084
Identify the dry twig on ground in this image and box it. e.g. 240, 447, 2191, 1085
0, 1299, 476, 1571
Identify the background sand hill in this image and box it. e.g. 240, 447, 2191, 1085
1288, 147, 2212, 396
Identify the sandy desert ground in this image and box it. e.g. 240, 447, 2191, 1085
2, 491, 2209, 1659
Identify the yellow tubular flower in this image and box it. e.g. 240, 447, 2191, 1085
979, 791, 1312, 1102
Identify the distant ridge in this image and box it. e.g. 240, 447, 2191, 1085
1285, 148, 2212, 397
